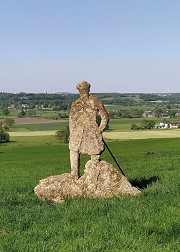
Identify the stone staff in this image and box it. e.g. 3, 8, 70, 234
103, 139, 125, 176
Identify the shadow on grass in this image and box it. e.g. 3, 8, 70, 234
130, 176, 160, 189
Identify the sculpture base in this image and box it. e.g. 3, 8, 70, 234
34, 160, 140, 203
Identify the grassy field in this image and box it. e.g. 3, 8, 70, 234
0, 109, 67, 120
104, 104, 155, 111
12, 121, 69, 132
0, 136, 179, 251
103, 129, 180, 140
9, 118, 180, 140
10, 118, 142, 133
108, 118, 180, 131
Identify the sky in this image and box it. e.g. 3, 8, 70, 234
0, 0, 180, 93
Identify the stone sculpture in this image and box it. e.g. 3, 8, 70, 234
34, 81, 140, 203
69, 81, 109, 179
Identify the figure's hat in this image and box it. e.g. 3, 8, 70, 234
76, 81, 90, 91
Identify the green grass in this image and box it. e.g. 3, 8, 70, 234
9, 117, 180, 133
104, 104, 155, 111
0, 110, 17, 118
109, 118, 180, 131
36, 110, 68, 119
0, 136, 180, 251
0, 109, 68, 120
12, 122, 69, 132
108, 118, 163, 131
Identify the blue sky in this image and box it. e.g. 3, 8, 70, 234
0, 0, 179, 93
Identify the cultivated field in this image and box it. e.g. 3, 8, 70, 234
8, 118, 69, 136
8, 118, 180, 140
9, 128, 180, 139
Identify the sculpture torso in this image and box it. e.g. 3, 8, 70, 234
69, 95, 108, 155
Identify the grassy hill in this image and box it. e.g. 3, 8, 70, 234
0, 136, 179, 251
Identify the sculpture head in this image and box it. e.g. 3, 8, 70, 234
76, 81, 90, 94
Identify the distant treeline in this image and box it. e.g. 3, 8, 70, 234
0, 92, 78, 111
0, 92, 180, 111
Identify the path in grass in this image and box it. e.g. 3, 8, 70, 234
103, 129, 180, 140
9, 130, 57, 136
9, 129, 180, 139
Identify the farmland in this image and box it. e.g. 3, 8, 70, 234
0, 93, 180, 251
7, 118, 180, 140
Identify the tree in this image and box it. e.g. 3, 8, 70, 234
2, 107, 10, 116
131, 120, 156, 130
3, 118, 15, 127
17, 109, 26, 118
168, 110, 176, 118
0, 126, 10, 142
2, 118, 15, 130
55, 126, 69, 143
27, 109, 36, 117
140, 119, 155, 129
131, 123, 139, 130
153, 108, 164, 116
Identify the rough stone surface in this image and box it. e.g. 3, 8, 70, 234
69, 81, 109, 156
34, 160, 140, 203
34, 173, 83, 204
68, 81, 109, 179
80, 160, 140, 197
69, 94, 108, 155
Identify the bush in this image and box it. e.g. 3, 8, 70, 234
131, 120, 156, 130
0, 126, 10, 142
2, 118, 15, 130
2, 107, 10, 116
27, 109, 36, 117
140, 119, 155, 129
55, 126, 69, 143
17, 109, 26, 118
131, 123, 139, 130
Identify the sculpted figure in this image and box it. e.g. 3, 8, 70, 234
69, 81, 109, 179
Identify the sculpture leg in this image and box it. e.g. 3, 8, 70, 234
70, 150, 80, 179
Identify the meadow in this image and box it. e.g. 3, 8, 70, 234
0, 135, 179, 252
9, 118, 180, 140
13, 121, 69, 132
0, 109, 66, 120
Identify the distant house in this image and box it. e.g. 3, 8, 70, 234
142, 111, 154, 118
8, 104, 15, 109
170, 122, 180, 128
21, 96, 28, 100
175, 112, 180, 118
154, 121, 180, 129
22, 103, 28, 108
154, 122, 169, 129
161, 113, 169, 118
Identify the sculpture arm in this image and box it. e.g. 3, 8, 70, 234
69, 102, 76, 130
97, 100, 109, 133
